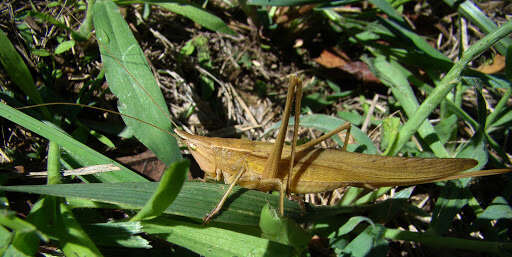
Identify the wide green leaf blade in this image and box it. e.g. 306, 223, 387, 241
259, 203, 310, 252
83, 222, 150, 249
343, 224, 388, 257
143, 217, 294, 257
0, 182, 360, 227
93, 0, 181, 166
478, 197, 512, 221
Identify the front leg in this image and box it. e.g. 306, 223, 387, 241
203, 164, 247, 224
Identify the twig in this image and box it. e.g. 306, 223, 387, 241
28, 164, 120, 177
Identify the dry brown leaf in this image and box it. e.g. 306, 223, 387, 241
477, 54, 506, 74
314, 49, 347, 68
314, 49, 380, 83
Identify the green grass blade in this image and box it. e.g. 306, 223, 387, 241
131, 160, 189, 221
259, 203, 310, 252
247, 0, 323, 6
93, 0, 181, 166
332, 216, 374, 237
490, 109, 512, 128
338, 187, 365, 206
0, 182, 284, 226
354, 187, 392, 205
486, 87, 512, 129
77, 0, 95, 39
0, 210, 45, 239
429, 180, 470, 235
381, 117, 400, 153
444, 0, 512, 55
83, 222, 150, 249
6, 232, 39, 256
57, 203, 104, 256
445, 100, 479, 130
0, 225, 12, 255
342, 224, 388, 257
39, 138, 104, 257
368, 56, 451, 157
0, 182, 360, 227
478, 196, 512, 220
431, 127, 487, 234
47, 141, 62, 185
26, 197, 104, 256
28, 11, 88, 41
0, 209, 44, 256
384, 227, 512, 254
142, 217, 294, 257
157, 2, 236, 35
382, 19, 450, 63
389, 20, 512, 155
0, 29, 51, 119
368, 0, 404, 23
0, 29, 37, 103
0, 102, 145, 182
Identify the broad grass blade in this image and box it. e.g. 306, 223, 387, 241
93, 0, 181, 165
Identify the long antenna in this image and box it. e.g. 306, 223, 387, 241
17, 103, 180, 140
95, 36, 180, 129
